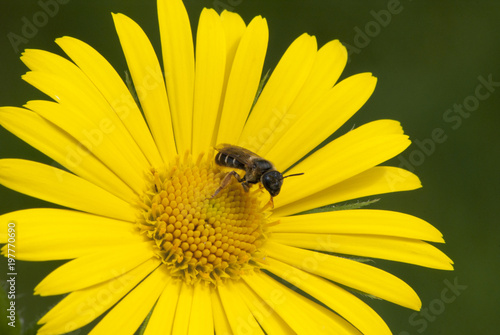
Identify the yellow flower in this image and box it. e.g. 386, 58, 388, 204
0, 0, 453, 334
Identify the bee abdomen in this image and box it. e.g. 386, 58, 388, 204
215, 152, 245, 170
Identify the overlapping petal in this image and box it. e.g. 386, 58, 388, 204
262, 240, 422, 310
216, 16, 268, 144
0, 209, 143, 260
273, 166, 422, 217
34, 242, 156, 296
192, 9, 226, 155
276, 120, 411, 207
243, 271, 362, 334
21, 50, 150, 194
0, 159, 135, 221
113, 13, 177, 161
262, 257, 391, 335
0, 106, 135, 202
87, 267, 170, 335
157, 0, 195, 153
37, 258, 161, 335
55, 36, 164, 168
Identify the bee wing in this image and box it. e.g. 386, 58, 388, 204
215, 144, 261, 165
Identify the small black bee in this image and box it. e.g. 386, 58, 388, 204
212, 144, 303, 199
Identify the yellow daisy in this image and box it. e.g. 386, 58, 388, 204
0, 0, 453, 334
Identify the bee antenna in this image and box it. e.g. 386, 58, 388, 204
283, 172, 304, 179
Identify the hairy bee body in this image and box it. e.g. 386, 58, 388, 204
213, 144, 284, 197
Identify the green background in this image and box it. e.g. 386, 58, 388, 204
1, 0, 499, 334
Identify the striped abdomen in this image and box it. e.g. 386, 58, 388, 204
215, 152, 246, 170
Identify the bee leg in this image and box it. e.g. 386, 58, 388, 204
241, 181, 250, 192
267, 197, 275, 209
212, 171, 242, 198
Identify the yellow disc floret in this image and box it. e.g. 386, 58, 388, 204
137, 152, 269, 285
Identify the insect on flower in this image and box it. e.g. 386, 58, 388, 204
212, 144, 304, 201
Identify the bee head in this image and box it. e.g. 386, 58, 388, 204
261, 171, 284, 197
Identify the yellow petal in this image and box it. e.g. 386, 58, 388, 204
172, 283, 194, 334
266, 73, 377, 169
216, 16, 268, 144
218, 281, 265, 335
257, 39, 349, 157
157, 0, 195, 153
270, 233, 453, 270
144, 280, 182, 335
0, 106, 136, 203
88, 267, 169, 335
55, 36, 163, 168
276, 120, 411, 207
273, 166, 421, 217
112, 13, 177, 161
192, 9, 226, 155
239, 33, 318, 150
188, 284, 214, 335
210, 11, 247, 141
261, 257, 391, 335
21, 49, 150, 193
34, 242, 155, 296
262, 240, 422, 310
0, 209, 143, 260
220, 10, 246, 83
0, 159, 135, 222
234, 280, 295, 334
22, 97, 144, 195
270, 209, 444, 242
211, 287, 232, 335
37, 258, 161, 335
243, 271, 362, 334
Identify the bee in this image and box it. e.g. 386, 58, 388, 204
212, 144, 304, 200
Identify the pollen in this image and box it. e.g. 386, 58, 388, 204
137, 152, 269, 285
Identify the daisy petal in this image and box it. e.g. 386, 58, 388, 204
188, 284, 214, 335
22, 98, 145, 194
21, 50, 150, 193
34, 242, 155, 296
55, 36, 163, 167
172, 283, 194, 334
0, 159, 135, 221
157, 0, 195, 153
262, 257, 391, 335
88, 267, 169, 335
211, 11, 247, 141
192, 9, 226, 155
235, 280, 295, 334
263, 240, 422, 310
211, 287, 232, 335
0, 209, 143, 260
257, 40, 349, 156
267, 73, 377, 169
273, 166, 422, 217
239, 33, 318, 149
37, 258, 160, 335
270, 233, 454, 270
270, 209, 444, 242
243, 271, 362, 334
276, 120, 411, 207
0, 107, 135, 202
143, 280, 181, 335
216, 16, 268, 144
218, 281, 265, 335
112, 13, 177, 161
220, 10, 246, 84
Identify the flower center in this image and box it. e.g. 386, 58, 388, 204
137, 152, 269, 285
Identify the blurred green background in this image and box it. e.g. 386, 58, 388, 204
0, 0, 499, 334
